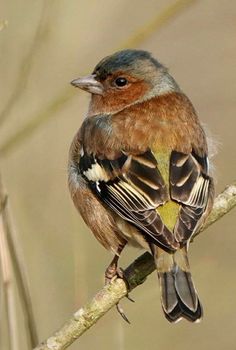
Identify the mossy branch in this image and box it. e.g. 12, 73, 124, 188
34, 181, 236, 350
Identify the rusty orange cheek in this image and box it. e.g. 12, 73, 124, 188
87, 79, 151, 116
104, 81, 150, 111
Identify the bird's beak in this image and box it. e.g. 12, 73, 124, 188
70, 74, 104, 95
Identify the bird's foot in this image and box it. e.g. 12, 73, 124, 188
105, 266, 134, 300
105, 265, 134, 323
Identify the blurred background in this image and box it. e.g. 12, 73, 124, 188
0, 0, 236, 349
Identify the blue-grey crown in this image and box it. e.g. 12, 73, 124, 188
93, 49, 163, 79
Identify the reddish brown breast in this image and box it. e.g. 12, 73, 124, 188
79, 92, 207, 159
111, 92, 207, 156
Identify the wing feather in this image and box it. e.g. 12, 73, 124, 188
79, 150, 179, 251
170, 150, 213, 243
79, 147, 213, 250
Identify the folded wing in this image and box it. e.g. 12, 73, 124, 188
170, 150, 214, 243
79, 149, 179, 252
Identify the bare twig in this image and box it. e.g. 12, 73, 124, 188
0, 89, 72, 157
0, 1, 56, 127
117, 0, 197, 50
0, 175, 39, 348
34, 181, 236, 350
0, 0, 197, 157
0, 20, 8, 32
0, 197, 18, 350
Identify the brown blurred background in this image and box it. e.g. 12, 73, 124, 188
0, 0, 236, 349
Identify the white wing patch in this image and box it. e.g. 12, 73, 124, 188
83, 161, 110, 182
78, 149, 179, 251
186, 175, 210, 207
170, 151, 211, 210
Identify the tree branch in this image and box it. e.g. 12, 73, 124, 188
34, 181, 236, 350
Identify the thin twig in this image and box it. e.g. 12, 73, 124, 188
0, 19, 8, 32
117, 0, 197, 50
0, 199, 18, 350
0, 0, 197, 157
0, 89, 72, 157
34, 181, 236, 350
0, 1, 56, 127
0, 175, 39, 348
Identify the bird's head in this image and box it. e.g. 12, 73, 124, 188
71, 49, 180, 114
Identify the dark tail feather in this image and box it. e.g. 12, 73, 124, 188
153, 246, 202, 323
159, 268, 202, 322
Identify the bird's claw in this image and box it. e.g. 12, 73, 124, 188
126, 294, 135, 303
116, 267, 135, 302
105, 266, 134, 302
116, 302, 131, 324
105, 265, 134, 323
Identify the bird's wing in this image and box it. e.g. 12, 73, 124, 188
170, 150, 214, 243
79, 148, 179, 252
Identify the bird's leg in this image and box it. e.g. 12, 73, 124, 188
105, 254, 120, 285
105, 243, 125, 284
104, 244, 134, 323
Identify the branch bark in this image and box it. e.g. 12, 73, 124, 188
34, 181, 236, 350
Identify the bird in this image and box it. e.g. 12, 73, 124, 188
68, 49, 214, 323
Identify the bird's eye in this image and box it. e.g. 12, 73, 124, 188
114, 77, 128, 87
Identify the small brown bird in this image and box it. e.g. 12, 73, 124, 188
68, 49, 214, 323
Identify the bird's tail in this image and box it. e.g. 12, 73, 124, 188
152, 245, 202, 323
